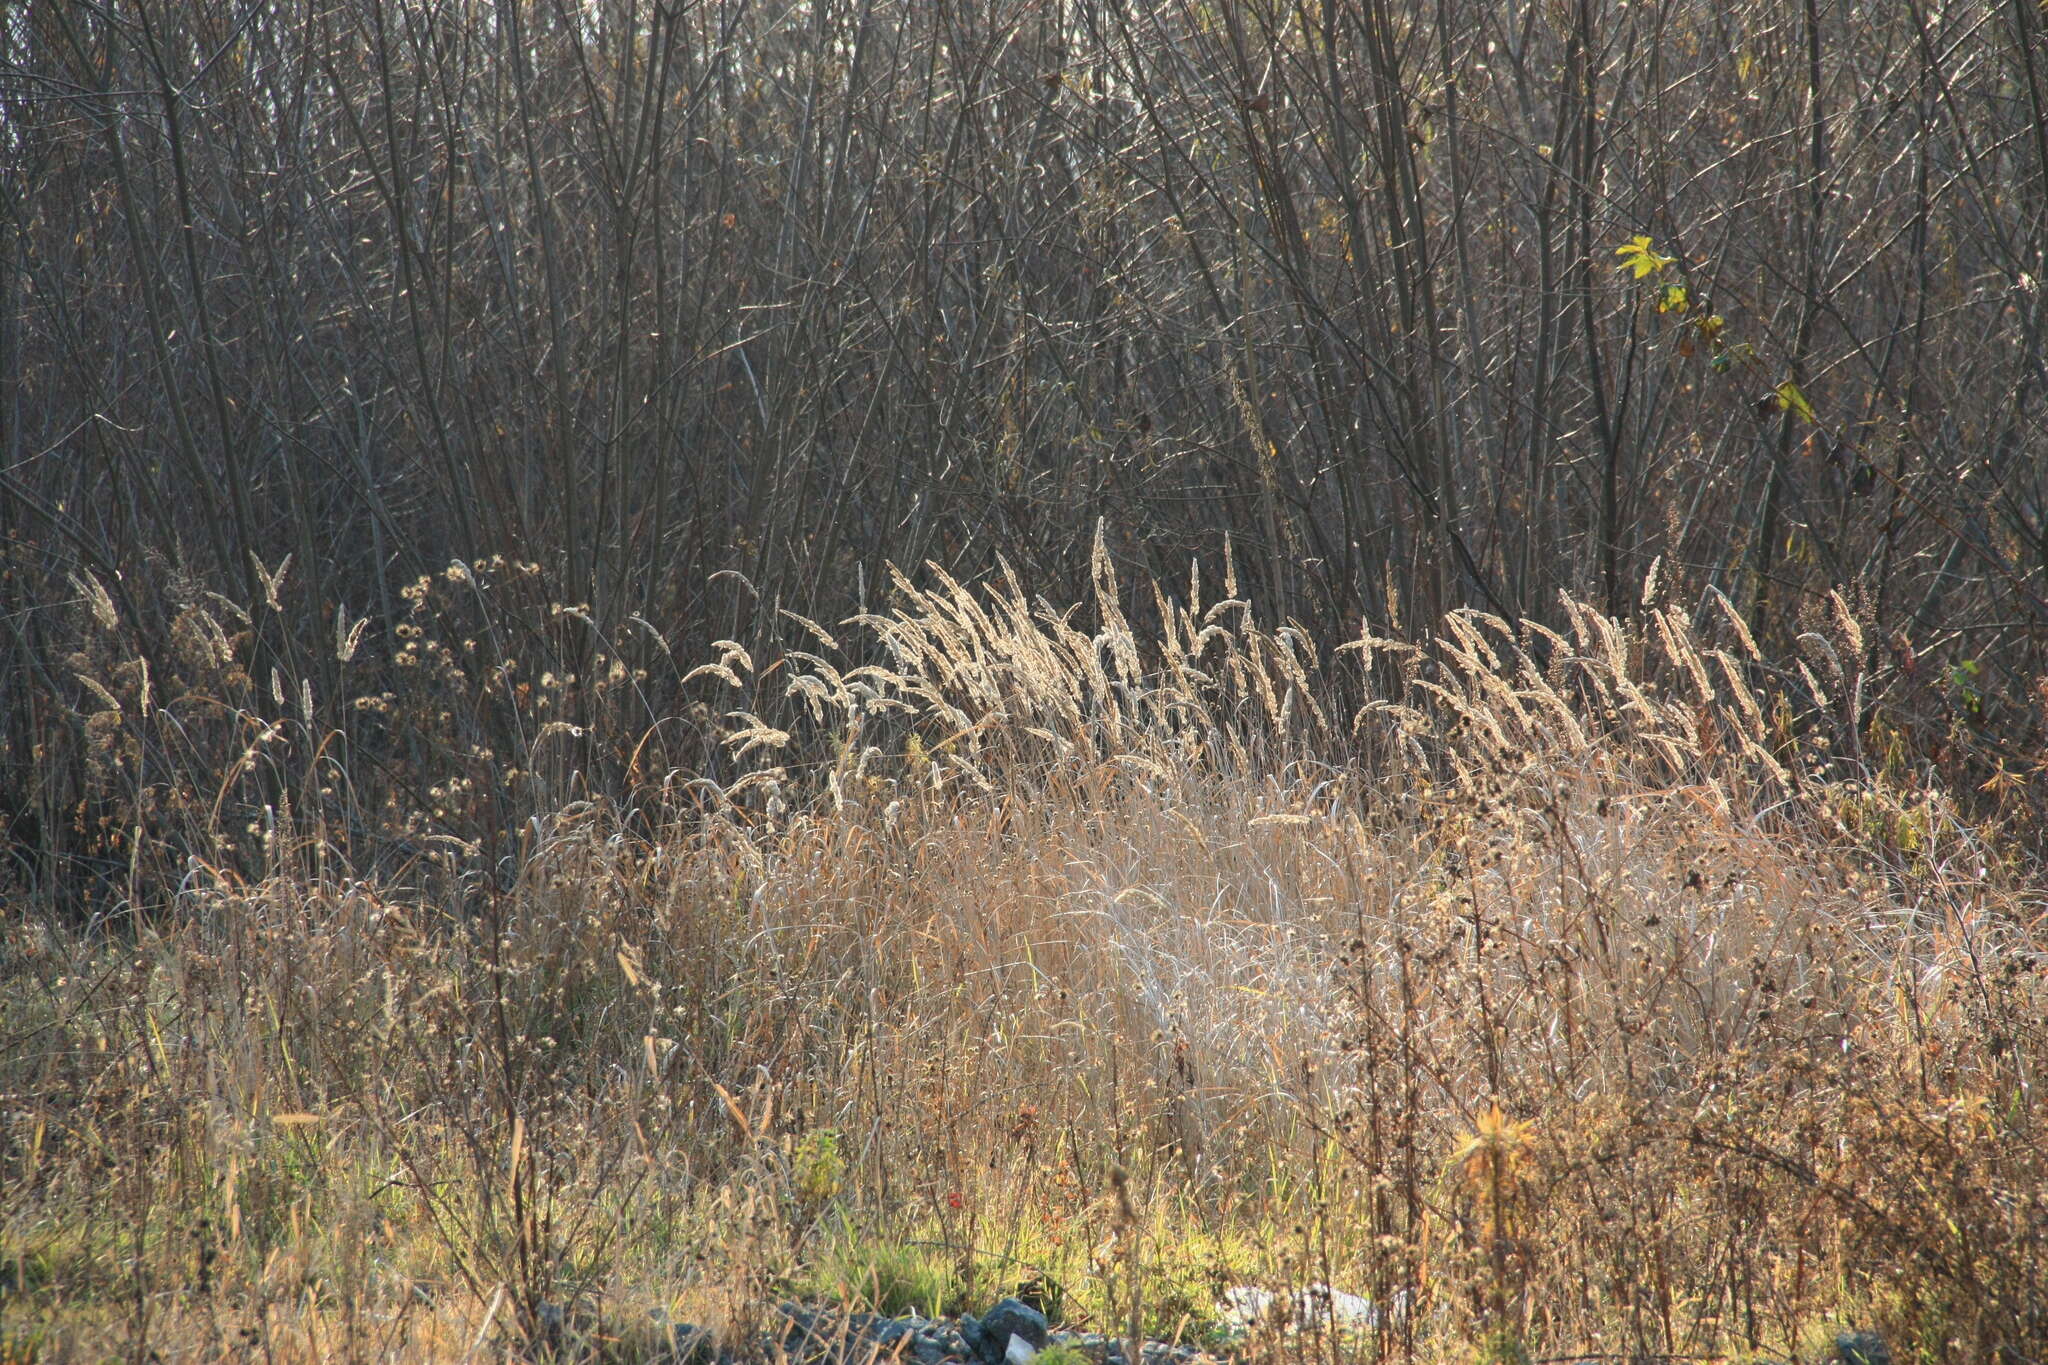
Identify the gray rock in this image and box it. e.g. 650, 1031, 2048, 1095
777, 1303, 896, 1363
645, 1314, 717, 1365
1051, 1333, 1199, 1365
965, 1299, 1051, 1365
870, 1318, 920, 1348
1836, 1333, 1891, 1365
533, 1299, 568, 1349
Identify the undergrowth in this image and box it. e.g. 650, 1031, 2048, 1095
3, 545, 2043, 1363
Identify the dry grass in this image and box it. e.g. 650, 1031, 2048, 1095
5, 546, 2044, 1364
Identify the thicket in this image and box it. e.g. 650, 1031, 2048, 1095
4, 0, 2047, 912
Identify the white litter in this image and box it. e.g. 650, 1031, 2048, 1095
1217, 1284, 1386, 1333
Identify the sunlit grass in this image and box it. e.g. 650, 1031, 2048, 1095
5, 558, 2043, 1362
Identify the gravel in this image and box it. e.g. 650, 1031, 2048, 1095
626, 1298, 1217, 1365
595, 1293, 1890, 1365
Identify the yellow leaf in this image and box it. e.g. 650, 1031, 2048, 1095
1775, 380, 1816, 422
1614, 235, 1675, 280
